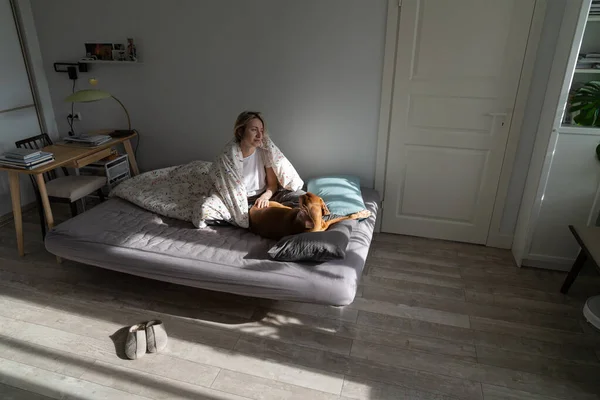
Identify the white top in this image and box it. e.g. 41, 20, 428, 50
242, 150, 266, 197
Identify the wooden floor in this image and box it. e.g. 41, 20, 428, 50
1, 206, 600, 400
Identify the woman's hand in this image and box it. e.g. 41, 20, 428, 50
256, 196, 270, 209
255, 167, 277, 209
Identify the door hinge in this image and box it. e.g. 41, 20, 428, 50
398, 0, 402, 6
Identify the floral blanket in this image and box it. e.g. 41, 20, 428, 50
110, 135, 303, 229
109, 160, 213, 223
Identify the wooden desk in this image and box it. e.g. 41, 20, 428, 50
0, 133, 139, 256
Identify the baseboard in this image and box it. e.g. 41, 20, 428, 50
522, 254, 574, 271
0, 202, 37, 227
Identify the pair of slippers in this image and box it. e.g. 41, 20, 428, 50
125, 320, 168, 360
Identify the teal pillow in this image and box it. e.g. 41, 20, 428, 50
306, 175, 366, 216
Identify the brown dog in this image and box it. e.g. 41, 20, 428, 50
249, 192, 370, 240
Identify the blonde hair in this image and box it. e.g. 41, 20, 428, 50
234, 111, 265, 142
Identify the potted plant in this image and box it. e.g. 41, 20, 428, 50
569, 80, 600, 127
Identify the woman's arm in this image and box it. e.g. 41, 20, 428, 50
256, 167, 278, 208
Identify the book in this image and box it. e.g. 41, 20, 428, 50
4, 151, 53, 163
26, 158, 56, 170
5, 153, 42, 161
3, 148, 42, 160
63, 138, 112, 147
0, 158, 55, 170
64, 134, 112, 145
0, 153, 54, 167
576, 63, 600, 69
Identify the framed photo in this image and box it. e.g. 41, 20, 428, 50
112, 43, 126, 61
85, 43, 114, 61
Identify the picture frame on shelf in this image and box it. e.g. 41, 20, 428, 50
83, 41, 137, 63
112, 43, 127, 61
84, 43, 113, 61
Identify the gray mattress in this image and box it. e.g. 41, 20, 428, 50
45, 188, 380, 306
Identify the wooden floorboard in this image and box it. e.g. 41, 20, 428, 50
0, 207, 599, 400
0, 382, 56, 400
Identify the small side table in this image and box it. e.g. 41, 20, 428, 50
560, 225, 600, 294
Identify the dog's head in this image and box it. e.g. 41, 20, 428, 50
296, 192, 330, 230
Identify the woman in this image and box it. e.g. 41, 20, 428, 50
197, 111, 303, 228
233, 111, 304, 210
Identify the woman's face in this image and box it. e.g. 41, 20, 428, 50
241, 118, 264, 148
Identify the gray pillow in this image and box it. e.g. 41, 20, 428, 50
268, 220, 356, 262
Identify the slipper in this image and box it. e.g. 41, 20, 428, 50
145, 320, 168, 353
125, 323, 147, 360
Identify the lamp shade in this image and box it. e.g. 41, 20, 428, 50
64, 88, 132, 132
65, 89, 112, 103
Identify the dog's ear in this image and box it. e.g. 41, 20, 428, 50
296, 209, 314, 229
320, 198, 330, 216
304, 218, 314, 229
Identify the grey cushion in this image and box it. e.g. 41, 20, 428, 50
46, 175, 107, 201
268, 220, 357, 262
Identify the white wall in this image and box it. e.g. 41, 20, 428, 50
29, 0, 387, 188
500, 0, 567, 235
527, 129, 600, 270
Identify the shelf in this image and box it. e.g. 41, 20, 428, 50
559, 125, 600, 135
79, 59, 139, 64
574, 68, 600, 74
588, 15, 600, 22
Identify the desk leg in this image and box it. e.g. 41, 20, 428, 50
34, 174, 61, 263
560, 249, 587, 294
8, 172, 24, 257
123, 139, 139, 176
35, 174, 54, 229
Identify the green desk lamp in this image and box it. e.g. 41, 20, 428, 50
64, 89, 134, 137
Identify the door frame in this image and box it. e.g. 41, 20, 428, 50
512, 0, 591, 266
374, 0, 546, 248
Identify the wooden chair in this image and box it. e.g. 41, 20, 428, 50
15, 133, 107, 238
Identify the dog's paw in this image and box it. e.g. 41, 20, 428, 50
352, 209, 371, 220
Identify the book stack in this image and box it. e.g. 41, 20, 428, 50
591, 0, 600, 15
576, 53, 600, 69
0, 148, 55, 170
64, 134, 112, 147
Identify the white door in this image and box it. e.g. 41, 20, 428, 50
382, 0, 534, 244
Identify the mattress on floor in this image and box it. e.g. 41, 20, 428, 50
45, 188, 380, 305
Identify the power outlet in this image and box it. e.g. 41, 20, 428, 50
67, 112, 82, 122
